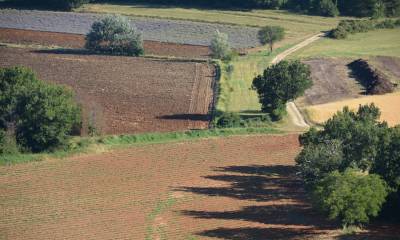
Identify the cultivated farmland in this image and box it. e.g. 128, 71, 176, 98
1, 134, 398, 239
0, 9, 260, 48
0, 47, 215, 135
0, 28, 211, 59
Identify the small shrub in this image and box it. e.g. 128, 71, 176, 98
216, 112, 242, 128
313, 169, 388, 227
258, 25, 285, 52
210, 30, 233, 61
375, 19, 397, 29
86, 15, 144, 56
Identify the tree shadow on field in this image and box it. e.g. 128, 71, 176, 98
158, 114, 210, 121
177, 165, 338, 240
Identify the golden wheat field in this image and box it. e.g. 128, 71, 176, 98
304, 92, 400, 126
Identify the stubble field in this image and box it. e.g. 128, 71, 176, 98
0, 46, 215, 135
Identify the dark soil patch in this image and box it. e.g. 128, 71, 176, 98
301, 58, 363, 106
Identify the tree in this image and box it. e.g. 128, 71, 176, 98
252, 60, 312, 120
258, 26, 285, 52
85, 15, 144, 56
314, 0, 339, 16
299, 104, 387, 171
210, 30, 233, 61
296, 139, 344, 186
15, 0, 90, 10
0, 67, 81, 153
313, 169, 388, 227
0, 66, 39, 129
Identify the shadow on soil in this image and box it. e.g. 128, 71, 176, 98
177, 165, 338, 240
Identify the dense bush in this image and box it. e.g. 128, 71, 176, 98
15, 82, 81, 152
0, 67, 81, 153
297, 104, 400, 225
216, 112, 242, 128
301, 104, 385, 171
210, 31, 234, 61
252, 60, 312, 120
313, 169, 388, 227
86, 15, 144, 56
330, 19, 400, 39
258, 26, 285, 52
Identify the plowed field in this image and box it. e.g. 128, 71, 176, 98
0, 47, 215, 135
0, 28, 211, 59
1, 134, 397, 240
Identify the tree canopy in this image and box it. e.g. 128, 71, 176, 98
252, 60, 312, 120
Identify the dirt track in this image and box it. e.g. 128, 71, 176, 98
0, 28, 211, 59
271, 33, 327, 128
0, 47, 215, 135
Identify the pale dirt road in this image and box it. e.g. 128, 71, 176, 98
270, 32, 327, 128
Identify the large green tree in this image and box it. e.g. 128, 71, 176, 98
0, 67, 81, 153
313, 169, 388, 227
252, 60, 312, 120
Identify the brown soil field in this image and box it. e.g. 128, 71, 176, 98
300, 58, 363, 106
0, 28, 211, 59
1, 134, 398, 240
300, 57, 400, 107
0, 46, 215, 135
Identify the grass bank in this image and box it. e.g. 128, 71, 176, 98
0, 127, 282, 165
292, 29, 400, 59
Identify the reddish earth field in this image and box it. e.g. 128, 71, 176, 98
0, 28, 211, 59
1, 134, 398, 240
0, 46, 215, 135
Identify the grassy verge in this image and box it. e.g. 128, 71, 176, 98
0, 127, 282, 166
216, 44, 295, 113
291, 29, 400, 59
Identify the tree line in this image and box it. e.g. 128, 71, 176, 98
8, 0, 400, 17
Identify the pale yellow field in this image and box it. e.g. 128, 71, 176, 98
305, 92, 400, 126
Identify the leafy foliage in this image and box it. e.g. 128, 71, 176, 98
0, 67, 81, 153
15, 82, 81, 152
298, 104, 400, 225
258, 26, 285, 52
252, 60, 312, 120
216, 112, 242, 128
210, 30, 233, 61
330, 19, 400, 39
86, 15, 144, 56
313, 169, 388, 227
296, 139, 344, 186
